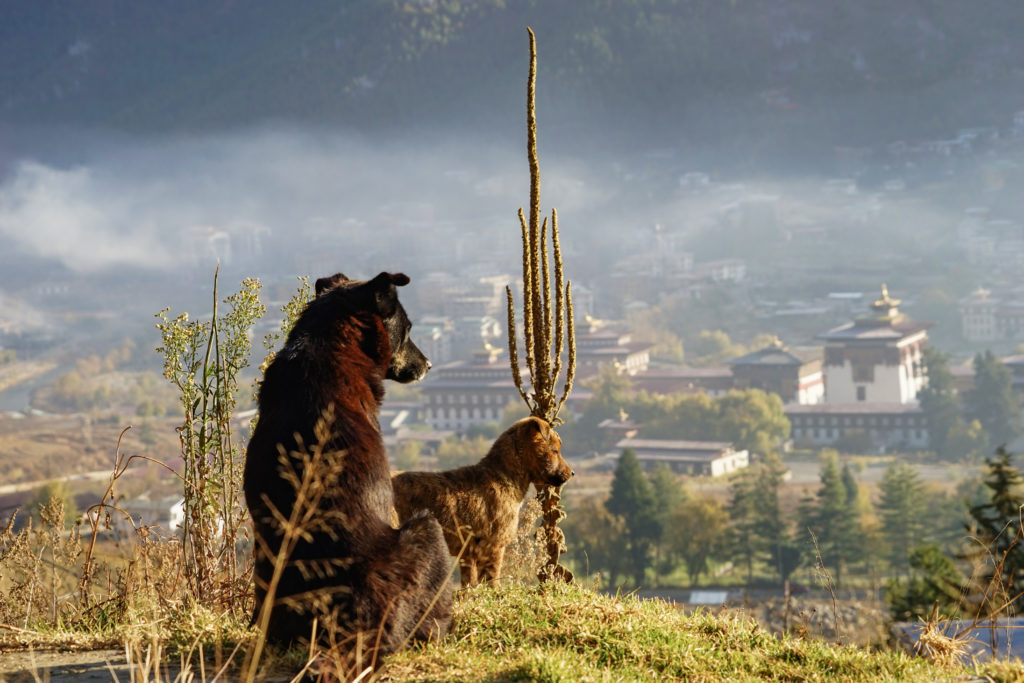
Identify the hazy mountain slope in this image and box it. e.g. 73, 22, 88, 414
3, 1, 1024, 148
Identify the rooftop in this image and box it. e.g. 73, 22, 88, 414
728, 343, 805, 366
784, 403, 922, 415
617, 438, 734, 452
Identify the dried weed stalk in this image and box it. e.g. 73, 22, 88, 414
505, 27, 576, 585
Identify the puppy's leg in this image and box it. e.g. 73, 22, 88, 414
478, 546, 506, 586
459, 557, 479, 588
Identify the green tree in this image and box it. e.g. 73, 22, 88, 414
437, 435, 490, 470
945, 418, 987, 462
689, 329, 745, 367
666, 497, 729, 586
962, 446, 1024, 615
877, 463, 929, 576
798, 452, 860, 590
917, 347, 961, 460
465, 422, 500, 440
563, 497, 629, 587
500, 400, 531, 428
713, 389, 790, 455
728, 453, 791, 584
648, 464, 687, 576
966, 351, 1021, 448
394, 440, 422, 471
727, 464, 761, 583
563, 365, 632, 453
885, 544, 965, 622
606, 448, 661, 585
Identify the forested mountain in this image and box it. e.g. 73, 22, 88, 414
5, 0, 1024, 152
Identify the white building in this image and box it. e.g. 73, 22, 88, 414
819, 285, 930, 404
115, 495, 185, 539
615, 438, 749, 477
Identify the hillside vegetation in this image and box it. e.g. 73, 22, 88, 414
6, 0, 1024, 148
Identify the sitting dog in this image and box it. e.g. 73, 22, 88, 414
392, 416, 573, 587
244, 271, 452, 654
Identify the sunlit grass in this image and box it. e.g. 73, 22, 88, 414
381, 582, 960, 682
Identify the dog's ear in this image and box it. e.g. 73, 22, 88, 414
525, 416, 549, 437
369, 272, 410, 316
315, 272, 349, 297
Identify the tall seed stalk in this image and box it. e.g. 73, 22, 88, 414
506, 27, 576, 583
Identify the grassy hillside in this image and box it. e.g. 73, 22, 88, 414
381, 582, 956, 682
2, 579, 1016, 681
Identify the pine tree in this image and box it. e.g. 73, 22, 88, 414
727, 464, 761, 584
799, 452, 859, 590
607, 448, 661, 586
962, 446, 1024, 615
729, 453, 792, 585
648, 464, 687, 577
877, 463, 929, 576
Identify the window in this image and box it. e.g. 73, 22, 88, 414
853, 365, 874, 382
856, 386, 866, 402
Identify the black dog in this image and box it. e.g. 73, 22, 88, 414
244, 272, 451, 655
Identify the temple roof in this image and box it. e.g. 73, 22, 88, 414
728, 343, 804, 366
818, 319, 932, 341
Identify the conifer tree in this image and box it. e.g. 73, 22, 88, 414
607, 448, 660, 586
648, 464, 687, 576
877, 462, 929, 576
962, 446, 1024, 615
799, 451, 859, 590
728, 465, 761, 583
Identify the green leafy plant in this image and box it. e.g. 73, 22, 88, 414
155, 267, 265, 609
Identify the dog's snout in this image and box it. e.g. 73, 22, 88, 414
570, 469, 575, 477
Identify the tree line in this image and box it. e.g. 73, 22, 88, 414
919, 348, 1022, 461
564, 445, 1012, 623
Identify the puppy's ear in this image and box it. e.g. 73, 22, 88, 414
525, 416, 548, 437
315, 272, 349, 297
369, 272, 409, 316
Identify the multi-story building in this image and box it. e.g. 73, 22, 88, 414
574, 322, 652, 379
728, 342, 824, 405
819, 285, 930, 404
420, 346, 526, 431
786, 403, 928, 450
960, 288, 1024, 342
